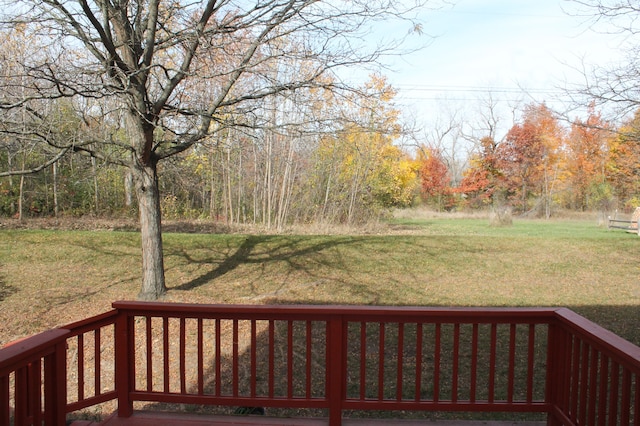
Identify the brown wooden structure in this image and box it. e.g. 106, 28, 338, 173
1, 302, 639, 425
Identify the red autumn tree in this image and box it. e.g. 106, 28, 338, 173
457, 136, 501, 208
497, 103, 564, 216
606, 109, 640, 209
564, 104, 611, 210
418, 146, 451, 210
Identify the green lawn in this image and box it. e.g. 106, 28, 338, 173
1, 217, 639, 347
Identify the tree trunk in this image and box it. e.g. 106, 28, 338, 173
17, 153, 27, 220
52, 162, 59, 216
18, 174, 24, 221
264, 132, 273, 228
226, 147, 233, 225
132, 161, 167, 300
7, 150, 15, 215
91, 156, 99, 213
124, 170, 134, 208
209, 144, 217, 219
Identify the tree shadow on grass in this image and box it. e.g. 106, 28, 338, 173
0, 276, 16, 302
169, 236, 263, 291
167, 235, 366, 293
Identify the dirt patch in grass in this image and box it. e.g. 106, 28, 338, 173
0, 216, 236, 234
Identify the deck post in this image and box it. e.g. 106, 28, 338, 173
43, 340, 67, 426
115, 311, 134, 417
545, 321, 558, 426
327, 316, 345, 426
545, 319, 571, 426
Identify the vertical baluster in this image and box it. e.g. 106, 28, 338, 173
415, 323, 423, 402
359, 322, 366, 400
95, 328, 101, 397
1, 374, 10, 426
378, 323, 385, 401
215, 319, 221, 396
146, 316, 152, 392
29, 359, 42, 425
578, 342, 590, 424
251, 319, 257, 398
570, 336, 581, 419
197, 318, 203, 395
14, 366, 27, 424
619, 368, 631, 425
597, 354, 609, 426
634, 374, 639, 426
587, 346, 598, 426
179, 318, 186, 394
127, 316, 136, 413
607, 362, 619, 426
77, 334, 84, 402
559, 330, 573, 412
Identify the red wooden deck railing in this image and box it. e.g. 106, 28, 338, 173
1, 302, 639, 426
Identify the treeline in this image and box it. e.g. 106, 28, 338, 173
0, 75, 418, 227
448, 103, 640, 217
2, 92, 639, 224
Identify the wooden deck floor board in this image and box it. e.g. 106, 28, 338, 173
75, 411, 547, 426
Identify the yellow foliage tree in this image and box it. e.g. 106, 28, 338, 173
311, 75, 417, 223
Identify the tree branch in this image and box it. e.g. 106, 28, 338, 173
0, 145, 71, 177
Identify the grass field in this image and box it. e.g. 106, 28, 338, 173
1, 214, 639, 348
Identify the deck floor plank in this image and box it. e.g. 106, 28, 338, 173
90, 411, 547, 426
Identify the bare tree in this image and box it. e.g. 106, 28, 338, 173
420, 106, 463, 186
0, 0, 429, 300
567, 1, 640, 118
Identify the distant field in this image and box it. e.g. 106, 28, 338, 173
1, 215, 639, 348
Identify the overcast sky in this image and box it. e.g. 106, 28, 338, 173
378, 0, 629, 130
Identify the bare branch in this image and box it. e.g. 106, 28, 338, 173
0, 145, 70, 177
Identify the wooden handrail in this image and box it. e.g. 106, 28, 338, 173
0, 329, 68, 377
554, 307, 640, 373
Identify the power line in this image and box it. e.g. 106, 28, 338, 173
393, 84, 562, 95
398, 97, 531, 102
